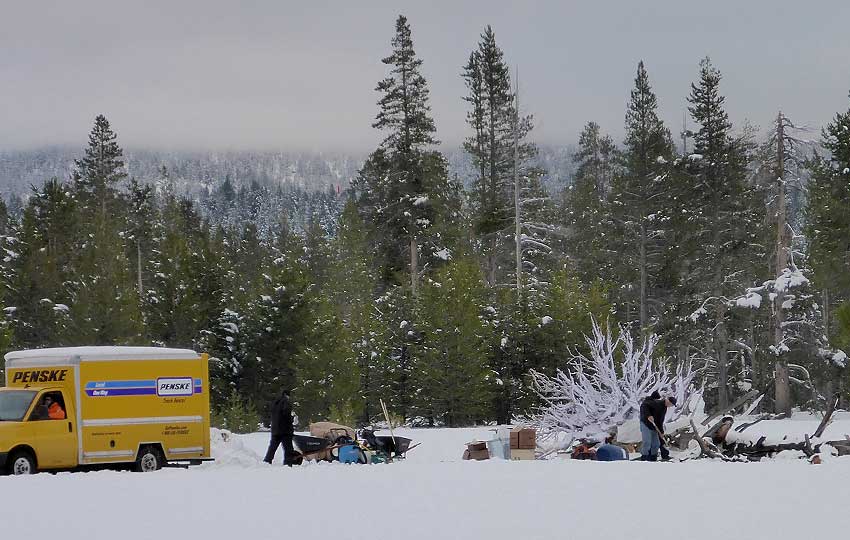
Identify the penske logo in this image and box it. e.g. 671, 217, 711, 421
157, 377, 194, 397
85, 378, 202, 397
11, 369, 69, 384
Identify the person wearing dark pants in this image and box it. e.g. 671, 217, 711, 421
264, 389, 295, 466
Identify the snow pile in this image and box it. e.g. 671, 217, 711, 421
207, 428, 266, 468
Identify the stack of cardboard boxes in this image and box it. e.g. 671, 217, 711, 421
510, 426, 536, 460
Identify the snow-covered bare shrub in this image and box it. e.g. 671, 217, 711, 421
530, 319, 696, 444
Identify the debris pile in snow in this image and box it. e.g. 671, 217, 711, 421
207, 428, 266, 468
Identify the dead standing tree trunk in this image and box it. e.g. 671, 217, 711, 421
773, 111, 792, 417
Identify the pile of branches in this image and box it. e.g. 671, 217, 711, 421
687, 393, 850, 462
529, 319, 696, 445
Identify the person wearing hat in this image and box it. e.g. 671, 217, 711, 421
639, 392, 676, 461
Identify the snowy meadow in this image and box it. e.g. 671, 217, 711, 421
1, 424, 849, 540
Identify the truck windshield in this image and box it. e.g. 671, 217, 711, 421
0, 390, 37, 421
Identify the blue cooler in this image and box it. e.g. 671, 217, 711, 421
338, 444, 362, 464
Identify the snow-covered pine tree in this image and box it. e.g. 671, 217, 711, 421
414, 257, 493, 426
72, 115, 127, 220
807, 93, 850, 342
353, 15, 455, 295
562, 122, 619, 284
6, 179, 77, 347
676, 58, 767, 409
609, 61, 676, 330
67, 116, 142, 345
295, 201, 376, 425
144, 195, 223, 348
805, 93, 850, 404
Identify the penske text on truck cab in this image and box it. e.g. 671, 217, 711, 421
0, 346, 212, 475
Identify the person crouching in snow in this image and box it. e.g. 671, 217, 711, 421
639, 392, 676, 461
264, 389, 296, 466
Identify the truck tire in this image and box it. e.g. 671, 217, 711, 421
135, 446, 163, 473
9, 450, 36, 475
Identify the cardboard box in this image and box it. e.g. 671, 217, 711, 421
510, 448, 535, 461
510, 427, 536, 449
467, 441, 488, 452
463, 448, 490, 461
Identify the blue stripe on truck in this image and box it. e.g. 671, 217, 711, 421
85, 380, 156, 389
85, 379, 203, 397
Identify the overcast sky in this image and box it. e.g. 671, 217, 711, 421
1, 0, 849, 152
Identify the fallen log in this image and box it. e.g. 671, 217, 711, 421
701, 389, 763, 426
689, 419, 730, 460
812, 394, 840, 439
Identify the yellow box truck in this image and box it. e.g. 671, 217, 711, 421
0, 346, 212, 475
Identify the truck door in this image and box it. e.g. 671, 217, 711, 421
29, 390, 77, 469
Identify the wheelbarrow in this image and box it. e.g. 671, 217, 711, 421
360, 428, 418, 462
291, 433, 368, 464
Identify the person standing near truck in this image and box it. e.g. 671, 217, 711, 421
263, 389, 296, 466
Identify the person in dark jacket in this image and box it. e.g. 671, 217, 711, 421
638, 393, 676, 461
263, 389, 296, 466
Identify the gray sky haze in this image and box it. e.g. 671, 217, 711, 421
1, 0, 848, 152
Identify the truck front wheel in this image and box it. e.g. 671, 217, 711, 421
9, 450, 36, 475
135, 446, 163, 473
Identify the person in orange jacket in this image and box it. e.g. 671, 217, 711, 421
43, 395, 66, 420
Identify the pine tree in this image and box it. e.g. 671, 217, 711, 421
6, 180, 76, 346
127, 178, 156, 300
462, 26, 536, 288
676, 58, 766, 409
295, 200, 381, 424
609, 61, 676, 330
806, 92, 850, 405
72, 115, 127, 219
145, 196, 223, 348
67, 116, 142, 345
563, 122, 619, 283
807, 92, 850, 334
414, 257, 492, 426
355, 15, 448, 295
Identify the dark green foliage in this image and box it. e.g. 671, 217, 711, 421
4, 23, 850, 424
414, 258, 493, 426
671, 58, 767, 408
462, 26, 537, 287
807, 93, 850, 309
608, 61, 676, 329
212, 389, 260, 434
562, 122, 619, 284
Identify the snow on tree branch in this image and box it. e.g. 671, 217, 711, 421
529, 319, 696, 445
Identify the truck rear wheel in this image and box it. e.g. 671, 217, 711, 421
9, 450, 36, 475
135, 446, 163, 473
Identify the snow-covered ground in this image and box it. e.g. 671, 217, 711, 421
2, 419, 850, 540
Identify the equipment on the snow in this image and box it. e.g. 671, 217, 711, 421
360, 427, 415, 463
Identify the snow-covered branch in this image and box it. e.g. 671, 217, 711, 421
530, 319, 696, 445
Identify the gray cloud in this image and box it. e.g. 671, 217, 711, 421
1, 0, 848, 152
